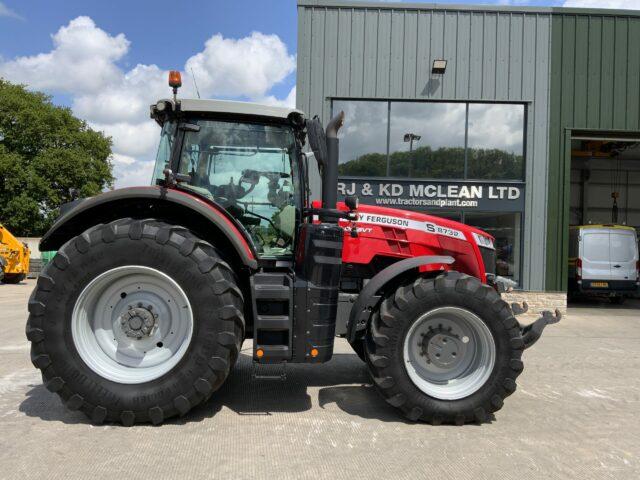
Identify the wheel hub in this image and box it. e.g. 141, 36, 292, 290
120, 305, 158, 339
421, 328, 465, 369
403, 306, 496, 400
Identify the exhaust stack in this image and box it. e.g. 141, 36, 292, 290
323, 111, 344, 210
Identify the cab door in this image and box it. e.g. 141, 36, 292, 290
609, 230, 638, 282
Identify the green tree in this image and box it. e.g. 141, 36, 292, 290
0, 79, 113, 236
338, 145, 523, 180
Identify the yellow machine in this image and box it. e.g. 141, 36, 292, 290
0, 223, 30, 284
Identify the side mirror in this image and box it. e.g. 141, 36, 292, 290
345, 195, 359, 211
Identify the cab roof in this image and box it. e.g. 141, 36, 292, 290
172, 98, 304, 120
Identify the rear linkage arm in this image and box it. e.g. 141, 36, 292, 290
517, 307, 562, 349
490, 275, 562, 349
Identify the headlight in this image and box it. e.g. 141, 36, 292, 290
472, 232, 495, 250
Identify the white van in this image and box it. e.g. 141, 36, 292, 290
568, 225, 639, 303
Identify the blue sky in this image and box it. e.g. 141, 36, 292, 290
0, 0, 636, 186
0, 0, 301, 105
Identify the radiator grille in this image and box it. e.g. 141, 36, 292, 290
480, 247, 496, 275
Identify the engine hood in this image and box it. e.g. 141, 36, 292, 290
339, 202, 494, 244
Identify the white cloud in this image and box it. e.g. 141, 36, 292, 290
111, 153, 136, 166
0, 17, 129, 93
113, 160, 155, 189
563, 0, 640, 7
260, 86, 297, 108
0, 16, 296, 188
0, 2, 22, 19
186, 32, 295, 98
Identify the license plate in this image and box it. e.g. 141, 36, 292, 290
591, 281, 609, 288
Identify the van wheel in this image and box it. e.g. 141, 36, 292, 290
365, 271, 523, 424
26, 218, 244, 425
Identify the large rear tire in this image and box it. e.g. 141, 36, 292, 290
365, 271, 524, 425
26, 218, 244, 425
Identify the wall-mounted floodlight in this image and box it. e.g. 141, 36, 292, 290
432, 59, 447, 75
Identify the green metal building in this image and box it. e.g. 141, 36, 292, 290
296, 0, 640, 293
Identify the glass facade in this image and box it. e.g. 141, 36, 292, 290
465, 212, 522, 283
333, 100, 525, 181
333, 99, 526, 285
467, 104, 525, 180
388, 102, 466, 178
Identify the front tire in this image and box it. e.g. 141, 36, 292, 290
26, 218, 244, 425
365, 271, 524, 424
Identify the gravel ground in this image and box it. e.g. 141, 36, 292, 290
1, 279, 639, 480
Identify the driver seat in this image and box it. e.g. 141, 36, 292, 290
273, 205, 296, 241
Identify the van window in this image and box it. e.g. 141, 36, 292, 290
610, 233, 637, 263
583, 233, 609, 262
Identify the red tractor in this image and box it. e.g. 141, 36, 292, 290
27, 72, 559, 426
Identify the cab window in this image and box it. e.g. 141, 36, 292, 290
178, 119, 298, 258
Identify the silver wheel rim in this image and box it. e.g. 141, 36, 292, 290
71, 266, 193, 384
403, 306, 496, 400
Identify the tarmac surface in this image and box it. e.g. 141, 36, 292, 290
1, 279, 639, 479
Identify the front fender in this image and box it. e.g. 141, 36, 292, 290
346, 255, 454, 343
40, 186, 258, 269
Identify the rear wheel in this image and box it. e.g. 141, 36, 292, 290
26, 218, 245, 425
365, 271, 524, 424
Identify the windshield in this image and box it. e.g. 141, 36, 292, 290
151, 122, 177, 184
177, 119, 298, 258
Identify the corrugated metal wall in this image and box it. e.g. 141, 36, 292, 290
297, 0, 552, 290
546, 14, 640, 291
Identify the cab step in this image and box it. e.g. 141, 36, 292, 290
251, 272, 294, 363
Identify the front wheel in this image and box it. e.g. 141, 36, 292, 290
26, 218, 245, 425
365, 271, 524, 424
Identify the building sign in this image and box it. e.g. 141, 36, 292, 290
338, 177, 525, 212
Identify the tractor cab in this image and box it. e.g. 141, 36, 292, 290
150, 97, 308, 259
